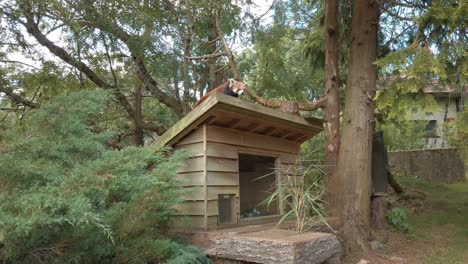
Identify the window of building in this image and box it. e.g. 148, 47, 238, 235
425, 120, 438, 138
455, 98, 463, 112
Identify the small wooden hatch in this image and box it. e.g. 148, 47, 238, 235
153, 93, 323, 230
218, 194, 236, 224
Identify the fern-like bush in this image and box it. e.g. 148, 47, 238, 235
0, 91, 209, 263
386, 207, 411, 233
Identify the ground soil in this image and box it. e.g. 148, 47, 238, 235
342, 231, 432, 264
342, 177, 468, 264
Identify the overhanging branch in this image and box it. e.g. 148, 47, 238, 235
78, 8, 185, 116
186, 52, 227, 60
211, 0, 326, 113
244, 87, 326, 111
138, 121, 167, 135
0, 84, 40, 108
22, 13, 138, 120
215, 0, 241, 81
17, 6, 174, 135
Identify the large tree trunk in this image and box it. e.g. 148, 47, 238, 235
336, 0, 379, 254
323, 0, 341, 218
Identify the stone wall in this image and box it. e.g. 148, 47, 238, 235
388, 148, 466, 183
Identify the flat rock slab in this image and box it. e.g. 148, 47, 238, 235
210, 229, 341, 264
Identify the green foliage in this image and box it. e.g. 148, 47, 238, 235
379, 121, 428, 151
396, 176, 468, 262
1, 0, 247, 136
376, 45, 448, 81
386, 207, 411, 233
237, 0, 327, 103
446, 108, 468, 163
264, 159, 330, 234
375, 86, 440, 123
239, 24, 324, 102
375, 0, 466, 124
301, 134, 326, 164
0, 91, 208, 263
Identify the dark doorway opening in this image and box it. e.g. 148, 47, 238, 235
239, 154, 278, 218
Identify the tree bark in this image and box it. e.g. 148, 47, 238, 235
387, 168, 403, 194
323, 0, 341, 218
336, 0, 379, 254
279, 101, 300, 115
243, 87, 326, 111
371, 195, 387, 229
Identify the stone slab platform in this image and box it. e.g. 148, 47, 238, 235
208, 228, 341, 264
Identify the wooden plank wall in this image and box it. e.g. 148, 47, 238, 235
171, 125, 303, 230
205, 125, 301, 228
172, 127, 208, 229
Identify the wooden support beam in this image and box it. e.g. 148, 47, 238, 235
254, 126, 276, 135
205, 115, 217, 125
263, 127, 277, 136
274, 129, 292, 138
226, 118, 241, 128
244, 122, 259, 132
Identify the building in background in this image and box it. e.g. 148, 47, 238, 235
408, 85, 466, 148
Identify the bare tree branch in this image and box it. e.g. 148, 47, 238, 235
243, 87, 281, 108
212, 0, 326, 113
182, 0, 194, 108
297, 98, 327, 111
20, 14, 114, 90
21, 14, 140, 122
186, 52, 227, 60
138, 121, 167, 135
378, 2, 414, 21
382, 23, 416, 48
253, 0, 280, 23
45, 23, 65, 36
0, 84, 40, 108
197, 36, 221, 45
15, 5, 169, 135
131, 56, 184, 117
291, 0, 315, 21
106, 131, 133, 150
100, 33, 118, 87
243, 87, 326, 111
383, 0, 426, 9
78, 7, 185, 116
0, 60, 39, 69
215, 0, 241, 81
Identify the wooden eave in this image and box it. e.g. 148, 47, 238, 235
152, 93, 324, 148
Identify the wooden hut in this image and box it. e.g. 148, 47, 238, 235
153, 93, 323, 230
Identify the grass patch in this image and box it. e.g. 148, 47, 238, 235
397, 176, 468, 264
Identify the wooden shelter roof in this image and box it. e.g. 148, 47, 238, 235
152, 93, 324, 148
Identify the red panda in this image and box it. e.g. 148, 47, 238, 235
193, 79, 246, 108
